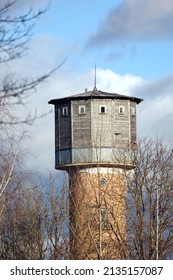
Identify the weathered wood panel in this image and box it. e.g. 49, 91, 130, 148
54, 97, 137, 166
55, 149, 71, 166
72, 99, 91, 148
112, 99, 130, 149
92, 99, 112, 147
130, 101, 137, 148
55, 102, 71, 150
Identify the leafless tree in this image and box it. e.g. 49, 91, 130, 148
0, 0, 62, 127
0, 0, 66, 213
44, 173, 69, 259
0, 1, 70, 260
0, 171, 69, 260
1, 138, 173, 260
0, 132, 25, 221
67, 138, 173, 260
125, 138, 173, 260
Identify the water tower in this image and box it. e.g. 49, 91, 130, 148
49, 86, 142, 259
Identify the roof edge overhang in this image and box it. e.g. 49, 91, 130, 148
48, 95, 143, 105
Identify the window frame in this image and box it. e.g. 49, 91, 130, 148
99, 105, 107, 114
118, 105, 125, 115
100, 207, 108, 229
78, 105, 86, 115
100, 177, 107, 186
62, 106, 68, 116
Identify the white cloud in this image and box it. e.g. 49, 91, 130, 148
22, 61, 173, 173
2, 32, 173, 173
22, 64, 147, 173
135, 74, 173, 139
88, 0, 173, 46
95, 68, 146, 95
1, 1, 172, 175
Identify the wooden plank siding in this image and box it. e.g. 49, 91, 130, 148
91, 99, 132, 150
112, 99, 130, 149
71, 99, 91, 148
54, 96, 138, 166
130, 101, 137, 149
55, 102, 71, 150
91, 99, 112, 147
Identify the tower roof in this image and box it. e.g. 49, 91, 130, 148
48, 88, 143, 105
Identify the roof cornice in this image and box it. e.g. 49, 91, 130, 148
48, 89, 143, 105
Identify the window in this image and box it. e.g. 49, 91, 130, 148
62, 106, 68, 116
119, 105, 125, 114
100, 178, 107, 186
78, 105, 86, 115
100, 105, 107, 114
100, 208, 108, 228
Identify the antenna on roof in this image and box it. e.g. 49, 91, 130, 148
93, 64, 97, 91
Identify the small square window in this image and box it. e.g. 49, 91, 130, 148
119, 106, 125, 114
78, 105, 86, 114
100, 178, 107, 186
100, 105, 107, 114
62, 106, 68, 116
100, 208, 108, 228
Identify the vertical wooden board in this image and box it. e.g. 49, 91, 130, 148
55, 102, 71, 150
112, 99, 130, 148
130, 101, 137, 148
91, 99, 112, 147
71, 99, 91, 148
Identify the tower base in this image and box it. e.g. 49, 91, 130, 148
69, 167, 128, 260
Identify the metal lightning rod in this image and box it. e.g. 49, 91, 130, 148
93, 64, 97, 91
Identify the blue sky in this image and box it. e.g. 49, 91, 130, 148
34, 0, 173, 79
7, 0, 173, 173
